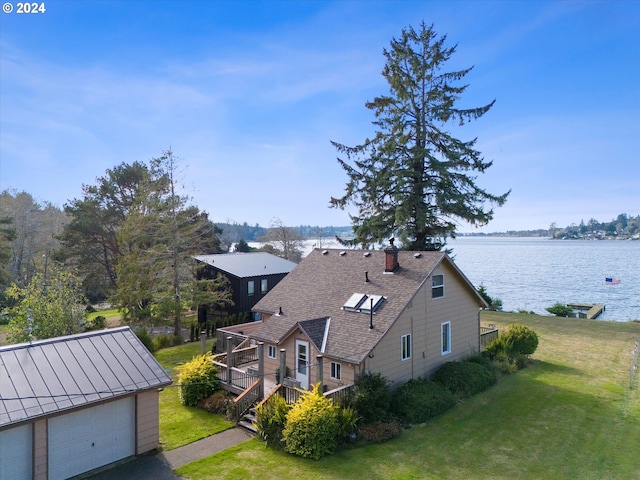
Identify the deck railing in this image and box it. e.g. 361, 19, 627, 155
234, 378, 262, 419
260, 381, 355, 409
324, 384, 354, 406
480, 325, 499, 349
213, 361, 259, 394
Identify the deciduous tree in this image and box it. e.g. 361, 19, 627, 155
330, 23, 509, 250
259, 218, 304, 262
113, 150, 226, 336
6, 263, 86, 343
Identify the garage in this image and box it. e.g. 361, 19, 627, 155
0, 327, 172, 480
48, 397, 135, 480
0, 423, 32, 480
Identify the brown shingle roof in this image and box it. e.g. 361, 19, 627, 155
250, 248, 481, 364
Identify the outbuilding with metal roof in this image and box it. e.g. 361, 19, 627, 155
0, 326, 172, 480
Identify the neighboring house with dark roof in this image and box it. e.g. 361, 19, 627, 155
0, 327, 172, 480
233, 241, 487, 392
194, 252, 297, 321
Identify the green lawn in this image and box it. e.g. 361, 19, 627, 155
176, 313, 640, 480
155, 339, 235, 450
87, 308, 122, 327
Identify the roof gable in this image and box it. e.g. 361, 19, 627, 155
250, 248, 484, 363
0, 327, 172, 428
194, 252, 297, 278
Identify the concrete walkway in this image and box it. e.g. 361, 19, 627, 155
87, 427, 254, 479
158, 427, 254, 469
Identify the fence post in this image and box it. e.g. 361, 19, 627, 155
200, 330, 206, 355
631, 338, 639, 389
226, 336, 233, 386
279, 348, 287, 385
258, 342, 264, 398
316, 355, 323, 390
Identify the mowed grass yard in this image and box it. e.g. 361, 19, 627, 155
154, 338, 235, 450
175, 312, 640, 480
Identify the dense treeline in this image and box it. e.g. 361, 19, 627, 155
215, 222, 352, 244
549, 213, 639, 239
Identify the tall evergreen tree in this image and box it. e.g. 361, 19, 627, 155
330, 23, 509, 250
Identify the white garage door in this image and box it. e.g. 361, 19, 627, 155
0, 423, 32, 480
49, 396, 135, 480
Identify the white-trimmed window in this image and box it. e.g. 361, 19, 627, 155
248, 280, 254, 296
261, 278, 268, 294
401, 333, 412, 361
268, 345, 277, 359
330, 361, 341, 380
441, 321, 451, 355
432, 274, 444, 298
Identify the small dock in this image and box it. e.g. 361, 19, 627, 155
567, 303, 605, 319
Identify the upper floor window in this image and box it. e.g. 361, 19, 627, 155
261, 278, 268, 294
432, 274, 444, 298
441, 321, 451, 355
330, 361, 341, 380
268, 345, 277, 359
248, 280, 254, 296
401, 333, 412, 361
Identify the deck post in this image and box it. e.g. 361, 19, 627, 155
316, 355, 323, 390
258, 342, 264, 398
226, 336, 233, 385
279, 348, 286, 385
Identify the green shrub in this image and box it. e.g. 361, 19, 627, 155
177, 353, 218, 406
467, 352, 495, 372
153, 333, 183, 350
198, 390, 233, 417
84, 315, 106, 331
351, 372, 391, 424
390, 378, 456, 424
502, 323, 538, 357
433, 361, 496, 398
337, 406, 359, 444
135, 328, 156, 353
484, 335, 507, 358
357, 421, 401, 444
255, 394, 290, 447
282, 384, 340, 459
546, 302, 573, 317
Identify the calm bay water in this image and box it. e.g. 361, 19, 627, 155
447, 236, 640, 321
295, 236, 640, 321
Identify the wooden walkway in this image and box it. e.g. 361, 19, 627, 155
567, 303, 605, 319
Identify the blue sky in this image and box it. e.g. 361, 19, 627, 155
1, 0, 638, 232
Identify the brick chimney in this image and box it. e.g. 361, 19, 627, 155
384, 238, 399, 272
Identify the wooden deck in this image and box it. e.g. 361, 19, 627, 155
567, 303, 605, 319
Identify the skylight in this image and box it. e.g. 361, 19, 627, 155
343, 293, 385, 313
360, 294, 385, 313
343, 293, 368, 311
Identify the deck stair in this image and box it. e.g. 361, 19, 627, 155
238, 407, 257, 434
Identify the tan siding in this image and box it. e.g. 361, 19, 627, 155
135, 391, 160, 454
365, 262, 481, 387
33, 420, 47, 480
